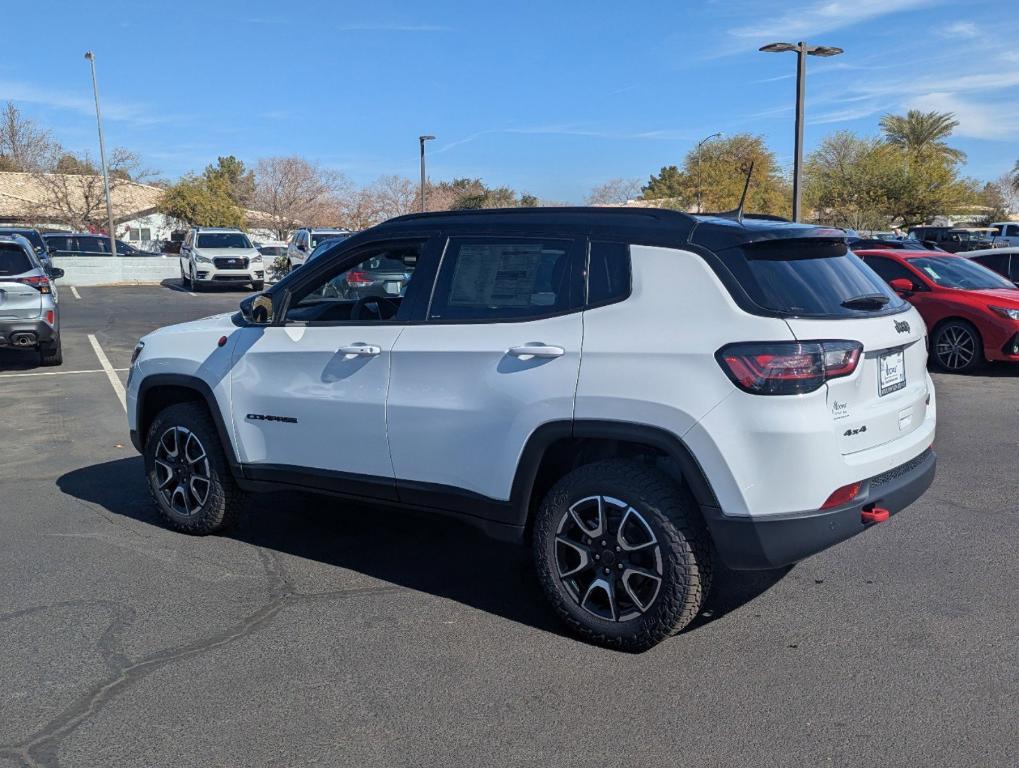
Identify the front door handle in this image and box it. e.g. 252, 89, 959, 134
507, 344, 565, 359
339, 344, 382, 356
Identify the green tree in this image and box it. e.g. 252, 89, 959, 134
203, 155, 254, 207
158, 174, 245, 228
879, 110, 966, 163
641, 134, 791, 217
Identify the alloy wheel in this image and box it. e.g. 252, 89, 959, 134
554, 495, 664, 622
935, 325, 976, 370
153, 425, 211, 516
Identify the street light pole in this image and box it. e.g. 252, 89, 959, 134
759, 41, 843, 222
695, 131, 723, 213
419, 135, 435, 212
84, 51, 117, 257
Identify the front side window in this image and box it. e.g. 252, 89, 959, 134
906, 256, 1015, 290
45, 235, 69, 251
286, 241, 422, 324
196, 232, 251, 249
429, 238, 579, 321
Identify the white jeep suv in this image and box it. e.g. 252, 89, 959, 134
179, 227, 264, 291
128, 208, 937, 651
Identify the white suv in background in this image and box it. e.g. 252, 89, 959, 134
129, 208, 937, 651
179, 227, 264, 291
286, 227, 351, 269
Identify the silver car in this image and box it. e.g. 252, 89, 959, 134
0, 234, 63, 365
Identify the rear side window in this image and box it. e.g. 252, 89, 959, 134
429, 238, 580, 321
45, 235, 70, 250
970, 253, 1009, 277
587, 241, 630, 306
719, 239, 907, 318
0, 244, 33, 276
862, 255, 919, 284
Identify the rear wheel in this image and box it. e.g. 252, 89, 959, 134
39, 338, 62, 366
533, 459, 712, 652
144, 402, 244, 534
932, 319, 983, 373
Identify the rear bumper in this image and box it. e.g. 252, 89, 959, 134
0, 318, 57, 347
704, 448, 936, 570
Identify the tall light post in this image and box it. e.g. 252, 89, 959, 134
419, 135, 435, 212
695, 131, 723, 213
84, 51, 117, 257
759, 42, 843, 222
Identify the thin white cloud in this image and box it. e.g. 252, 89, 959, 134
905, 92, 1019, 140
729, 0, 941, 40
940, 21, 978, 38
0, 79, 166, 127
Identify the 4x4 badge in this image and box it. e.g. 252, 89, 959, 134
894, 320, 910, 334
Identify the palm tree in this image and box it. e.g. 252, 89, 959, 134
879, 110, 966, 163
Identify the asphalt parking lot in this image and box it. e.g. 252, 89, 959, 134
1, 283, 1016, 768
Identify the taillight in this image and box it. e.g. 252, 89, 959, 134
15, 275, 51, 294
716, 340, 862, 395
346, 270, 371, 288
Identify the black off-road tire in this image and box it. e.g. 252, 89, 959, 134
533, 459, 712, 652
39, 338, 62, 366
931, 319, 983, 373
144, 402, 244, 534
181, 264, 191, 289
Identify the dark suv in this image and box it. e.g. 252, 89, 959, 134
43, 233, 159, 257
907, 226, 998, 253
0, 227, 54, 267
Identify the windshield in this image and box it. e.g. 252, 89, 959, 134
196, 232, 251, 249
721, 239, 907, 318
952, 231, 994, 242
907, 256, 1015, 290
311, 232, 347, 248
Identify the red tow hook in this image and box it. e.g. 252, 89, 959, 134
861, 505, 891, 524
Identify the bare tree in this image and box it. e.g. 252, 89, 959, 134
32, 146, 144, 231
585, 178, 643, 206
253, 156, 345, 238
0, 101, 53, 171
371, 175, 418, 221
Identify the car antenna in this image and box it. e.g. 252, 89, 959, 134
715, 161, 754, 223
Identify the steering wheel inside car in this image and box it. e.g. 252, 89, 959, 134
350, 296, 399, 321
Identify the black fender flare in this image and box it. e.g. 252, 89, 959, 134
508, 419, 720, 527
133, 373, 241, 472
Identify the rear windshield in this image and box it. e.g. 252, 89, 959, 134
196, 232, 251, 249
1, 229, 45, 251
311, 232, 347, 248
907, 256, 1014, 290
719, 239, 907, 318
259, 246, 286, 257
0, 244, 33, 276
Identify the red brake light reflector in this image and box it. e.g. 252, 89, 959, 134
15, 275, 51, 294
821, 482, 862, 510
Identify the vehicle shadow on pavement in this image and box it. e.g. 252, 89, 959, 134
0, 348, 43, 371
58, 457, 788, 641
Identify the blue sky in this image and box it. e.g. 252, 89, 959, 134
3, 0, 1017, 202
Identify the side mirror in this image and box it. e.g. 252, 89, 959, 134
47, 267, 65, 280
241, 292, 275, 325
889, 278, 914, 294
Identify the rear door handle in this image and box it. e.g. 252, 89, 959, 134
339, 344, 382, 356
507, 345, 565, 359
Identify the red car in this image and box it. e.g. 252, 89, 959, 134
857, 248, 1019, 372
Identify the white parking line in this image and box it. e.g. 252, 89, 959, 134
87, 334, 127, 411
0, 368, 128, 379
70, 286, 82, 299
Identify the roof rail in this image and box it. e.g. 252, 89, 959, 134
385, 206, 698, 225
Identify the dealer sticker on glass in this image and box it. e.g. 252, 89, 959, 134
879, 349, 906, 396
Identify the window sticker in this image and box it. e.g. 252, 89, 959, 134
449, 244, 546, 307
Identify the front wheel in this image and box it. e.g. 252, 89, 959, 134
533, 459, 712, 652
144, 402, 245, 534
932, 320, 983, 373
190, 265, 204, 292
180, 263, 191, 289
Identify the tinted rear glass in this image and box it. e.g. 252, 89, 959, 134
0, 244, 33, 276
259, 246, 286, 257
720, 239, 907, 318
311, 232, 347, 248
1, 229, 45, 251
196, 232, 251, 248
